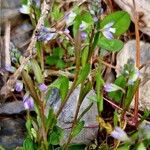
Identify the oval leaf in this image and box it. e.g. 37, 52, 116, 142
76, 63, 90, 86
98, 37, 124, 52
31, 59, 43, 83
60, 76, 69, 101
49, 126, 64, 145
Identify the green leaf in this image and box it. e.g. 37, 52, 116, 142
56, 59, 66, 69
23, 138, 35, 150
26, 118, 32, 134
71, 121, 85, 138
46, 108, 57, 131
118, 144, 130, 150
46, 56, 59, 66
77, 102, 93, 121
51, 4, 63, 21
59, 76, 69, 101
113, 111, 119, 127
100, 11, 131, 36
96, 69, 104, 112
48, 76, 65, 89
68, 144, 86, 150
137, 143, 146, 150
0, 146, 5, 150
79, 81, 92, 103
49, 126, 64, 145
108, 75, 126, 103
98, 37, 124, 52
140, 110, 150, 123
124, 79, 140, 108
21, 0, 29, 5
81, 47, 89, 67
46, 47, 65, 68
31, 59, 43, 83
53, 47, 64, 58
76, 63, 90, 86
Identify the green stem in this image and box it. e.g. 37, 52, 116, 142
56, 31, 81, 118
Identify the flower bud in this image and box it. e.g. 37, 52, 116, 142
38, 83, 48, 92
15, 80, 23, 92
23, 93, 34, 110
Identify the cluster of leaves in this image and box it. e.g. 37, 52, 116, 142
5, 0, 149, 150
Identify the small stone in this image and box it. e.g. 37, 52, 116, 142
46, 87, 98, 145
0, 101, 24, 115
0, 118, 25, 149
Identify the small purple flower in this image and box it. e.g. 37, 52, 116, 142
101, 22, 116, 39
65, 12, 76, 26
111, 127, 130, 142
128, 69, 141, 85
15, 80, 23, 92
104, 83, 120, 92
38, 83, 48, 92
81, 32, 87, 40
93, 16, 98, 22
19, 5, 30, 14
5, 65, 16, 73
79, 21, 88, 31
36, 26, 56, 42
23, 93, 34, 110
64, 28, 70, 34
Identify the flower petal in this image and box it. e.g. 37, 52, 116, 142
79, 21, 88, 31
104, 83, 123, 92
23, 94, 34, 110
38, 83, 48, 92
64, 28, 70, 34
5, 65, 16, 73
65, 12, 76, 26
19, 5, 30, 14
109, 28, 116, 33
111, 127, 130, 142
102, 30, 113, 39
81, 32, 87, 40
103, 22, 114, 29
15, 80, 23, 92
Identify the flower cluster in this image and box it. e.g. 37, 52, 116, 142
88, 0, 102, 21
36, 26, 57, 42
123, 59, 141, 85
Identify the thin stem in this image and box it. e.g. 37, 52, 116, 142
56, 31, 81, 117
133, 0, 140, 126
